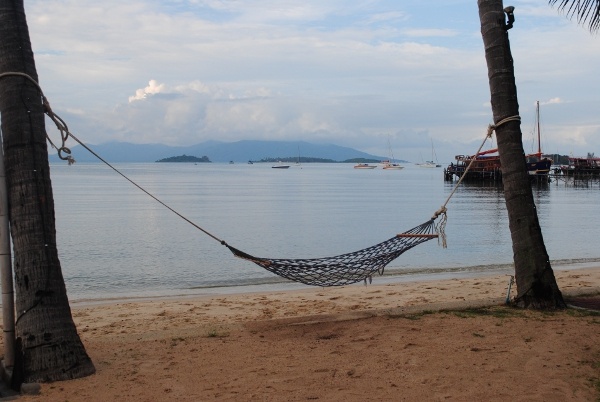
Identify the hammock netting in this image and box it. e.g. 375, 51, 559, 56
226, 219, 438, 287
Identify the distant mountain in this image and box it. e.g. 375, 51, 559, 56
48, 140, 389, 163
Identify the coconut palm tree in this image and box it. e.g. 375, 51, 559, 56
550, 0, 600, 32
0, 0, 95, 384
476, 1, 599, 309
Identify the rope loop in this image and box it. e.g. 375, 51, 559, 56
0, 71, 76, 164
58, 147, 75, 165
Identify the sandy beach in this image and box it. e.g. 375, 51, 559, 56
8, 266, 600, 401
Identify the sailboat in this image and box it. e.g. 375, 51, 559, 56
295, 145, 301, 167
382, 137, 404, 170
417, 139, 442, 168
525, 101, 552, 175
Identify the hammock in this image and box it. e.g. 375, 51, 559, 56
225, 219, 439, 287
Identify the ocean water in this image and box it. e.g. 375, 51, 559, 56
46, 162, 600, 301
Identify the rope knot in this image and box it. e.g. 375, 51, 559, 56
486, 124, 495, 138
431, 206, 447, 220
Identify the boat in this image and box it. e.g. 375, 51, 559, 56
444, 148, 552, 181
248, 160, 254, 165
353, 163, 376, 169
444, 101, 552, 181
417, 160, 440, 168
382, 162, 404, 170
443, 150, 502, 181
525, 101, 553, 176
272, 161, 290, 169
382, 138, 404, 170
417, 140, 442, 168
295, 145, 302, 167
560, 156, 600, 176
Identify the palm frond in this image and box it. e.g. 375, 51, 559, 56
549, 0, 600, 32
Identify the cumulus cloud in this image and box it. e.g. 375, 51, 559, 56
540, 97, 565, 106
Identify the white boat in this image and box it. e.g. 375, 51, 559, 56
272, 161, 290, 169
382, 138, 404, 170
353, 163, 376, 169
382, 162, 404, 170
417, 140, 441, 168
416, 161, 439, 168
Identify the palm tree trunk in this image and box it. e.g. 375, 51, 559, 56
0, 1, 95, 383
478, 0, 566, 309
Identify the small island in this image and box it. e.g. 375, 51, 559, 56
156, 155, 211, 163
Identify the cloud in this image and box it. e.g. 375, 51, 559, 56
26, 0, 600, 161
128, 80, 167, 102
401, 28, 458, 38
365, 11, 409, 25
539, 97, 565, 106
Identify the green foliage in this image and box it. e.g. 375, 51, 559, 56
156, 154, 211, 163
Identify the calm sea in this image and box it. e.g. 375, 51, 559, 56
46, 162, 599, 302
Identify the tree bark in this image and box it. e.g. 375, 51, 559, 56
0, 1, 95, 383
478, 0, 566, 309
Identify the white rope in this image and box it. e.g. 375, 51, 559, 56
431, 115, 520, 247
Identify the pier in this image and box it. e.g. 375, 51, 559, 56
444, 170, 600, 188
547, 172, 600, 188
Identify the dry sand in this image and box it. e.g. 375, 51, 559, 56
11, 267, 600, 401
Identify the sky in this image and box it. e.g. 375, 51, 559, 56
25, 0, 600, 163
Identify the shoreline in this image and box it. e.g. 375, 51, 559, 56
65, 266, 600, 326
66, 261, 600, 308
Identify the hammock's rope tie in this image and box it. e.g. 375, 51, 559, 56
0, 72, 76, 164
431, 115, 520, 248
